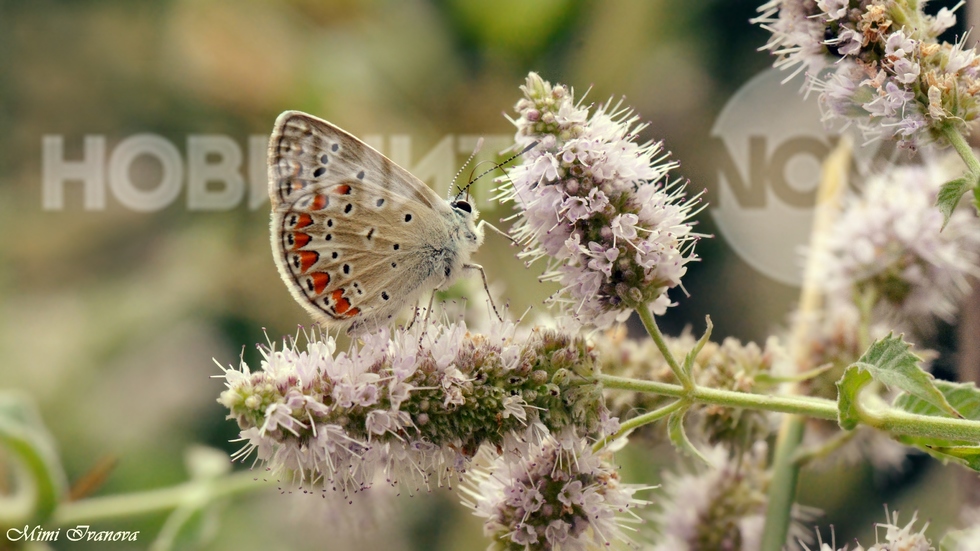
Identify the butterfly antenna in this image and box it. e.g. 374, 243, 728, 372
450, 138, 484, 198
455, 140, 538, 200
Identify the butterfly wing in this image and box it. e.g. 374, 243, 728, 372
268, 111, 454, 330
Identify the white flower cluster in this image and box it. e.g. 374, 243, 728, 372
653, 445, 813, 551
755, 0, 979, 147
804, 511, 932, 551
463, 435, 650, 551
817, 160, 980, 324
500, 72, 702, 329
217, 320, 615, 496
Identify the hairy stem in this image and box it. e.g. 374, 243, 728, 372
51, 471, 269, 526
942, 124, 980, 212
599, 375, 838, 419
592, 399, 688, 452
762, 137, 850, 551
635, 305, 693, 389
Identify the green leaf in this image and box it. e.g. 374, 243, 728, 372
667, 409, 711, 466
894, 380, 980, 420
682, 316, 713, 382
892, 381, 980, 470
936, 175, 973, 230
0, 392, 68, 525
836, 364, 873, 430
920, 445, 980, 470
849, 334, 959, 418
893, 380, 980, 446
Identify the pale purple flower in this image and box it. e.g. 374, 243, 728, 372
463, 435, 651, 551
885, 32, 916, 59
500, 72, 703, 329
652, 444, 814, 551
817, 158, 980, 326
755, 0, 980, 147
817, 0, 847, 20
217, 321, 615, 497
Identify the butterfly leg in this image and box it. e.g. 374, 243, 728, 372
405, 298, 423, 331
477, 219, 518, 246
414, 291, 439, 344
462, 263, 502, 322
422, 290, 437, 325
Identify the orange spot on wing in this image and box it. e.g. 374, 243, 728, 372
292, 232, 311, 250
331, 289, 351, 314
298, 251, 319, 273
334, 184, 351, 195
345, 307, 360, 318
311, 272, 330, 294
294, 213, 313, 229
311, 194, 328, 210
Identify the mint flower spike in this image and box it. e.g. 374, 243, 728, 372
816, 159, 980, 327
463, 433, 652, 551
652, 444, 816, 551
754, 0, 978, 148
499, 72, 705, 329
216, 320, 617, 498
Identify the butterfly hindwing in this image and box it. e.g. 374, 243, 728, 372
268, 111, 457, 329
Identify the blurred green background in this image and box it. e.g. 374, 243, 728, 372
1, 0, 976, 549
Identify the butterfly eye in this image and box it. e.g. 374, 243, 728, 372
453, 200, 472, 213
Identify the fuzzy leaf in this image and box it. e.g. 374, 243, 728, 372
667, 410, 711, 466
921, 445, 980, 470
836, 364, 873, 430
936, 175, 972, 230
892, 381, 980, 470
894, 380, 980, 421
849, 334, 958, 418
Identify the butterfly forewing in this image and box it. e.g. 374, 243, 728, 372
268, 111, 454, 330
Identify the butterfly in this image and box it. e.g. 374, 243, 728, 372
267, 111, 489, 334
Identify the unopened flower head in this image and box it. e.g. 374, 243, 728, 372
755, 0, 979, 147
463, 435, 651, 551
597, 327, 783, 448
817, 160, 980, 326
500, 72, 703, 329
653, 444, 814, 551
217, 320, 615, 496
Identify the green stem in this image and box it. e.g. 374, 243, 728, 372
592, 400, 688, 452
760, 415, 805, 551
943, 124, 980, 176
634, 305, 693, 389
793, 427, 858, 466
600, 374, 980, 442
51, 471, 269, 526
941, 124, 980, 213
858, 401, 980, 442
599, 374, 839, 419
